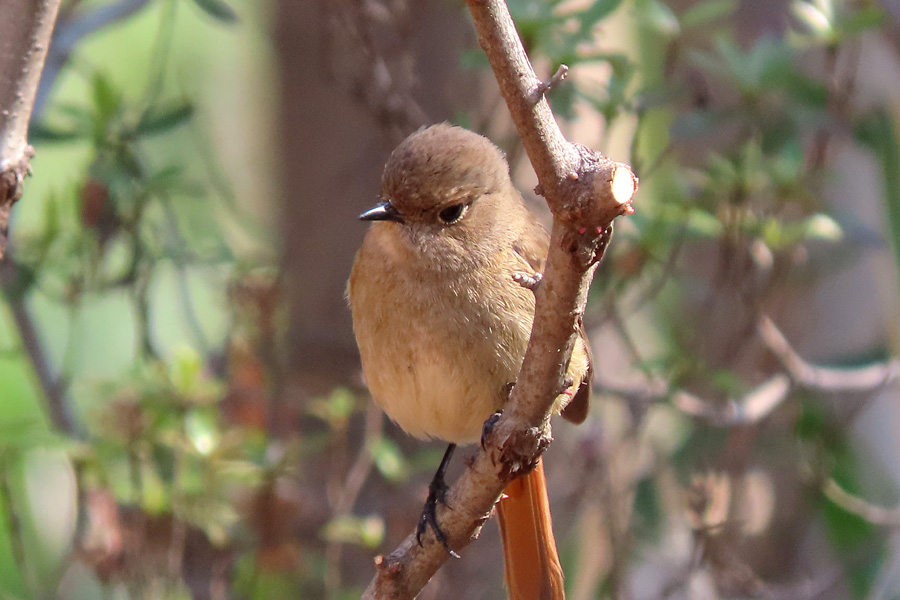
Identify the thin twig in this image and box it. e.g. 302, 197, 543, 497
0, 259, 77, 434
601, 313, 899, 428
159, 195, 212, 355
139, 0, 179, 120
758, 316, 900, 393
672, 375, 791, 427
326, 403, 384, 595
823, 478, 900, 527
531, 64, 569, 104
597, 373, 792, 428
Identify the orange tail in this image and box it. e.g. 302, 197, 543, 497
496, 459, 565, 600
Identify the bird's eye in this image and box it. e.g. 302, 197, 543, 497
438, 203, 467, 224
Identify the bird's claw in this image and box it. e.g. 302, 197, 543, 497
481, 409, 503, 450
416, 476, 460, 558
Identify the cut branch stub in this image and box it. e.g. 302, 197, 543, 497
496, 425, 549, 480
541, 144, 638, 230
483, 412, 548, 482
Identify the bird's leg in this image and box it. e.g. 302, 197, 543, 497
482, 382, 515, 448
417, 443, 460, 558
481, 409, 503, 450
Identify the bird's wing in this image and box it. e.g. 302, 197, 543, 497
510, 211, 550, 274
510, 209, 593, 424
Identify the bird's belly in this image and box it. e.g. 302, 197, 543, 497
369, 347, 504, 444
349, 233, 535, 445
356, 289, 529, 444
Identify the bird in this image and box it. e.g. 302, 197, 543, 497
347, 123, 592, 600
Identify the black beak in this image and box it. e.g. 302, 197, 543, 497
359, 201, 402, 222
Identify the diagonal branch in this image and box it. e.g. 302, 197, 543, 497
758, 316, 900, 393
361, 1, 637, 598
672, 375, 791, 427
0, 258, 77, 434
0, 0, 61, 258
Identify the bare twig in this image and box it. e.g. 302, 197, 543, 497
321, 0, 427, 140
597, 373, 791, 428
0, 259, 77, 434
758, 316, 900, 393
361, 0, 637, 597
0, 0, 61, 258
823, 478, 900, 527
672, 375, 791, 427
601, 313, 899, 430
531, 64, 569, 104
326, 402, 384, 595
595, 376, 668, 406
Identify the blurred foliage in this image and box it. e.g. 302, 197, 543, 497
493, 0, 899, 598
0, 0, 898, 598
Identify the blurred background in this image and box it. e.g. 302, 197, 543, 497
2, 0, 900, 598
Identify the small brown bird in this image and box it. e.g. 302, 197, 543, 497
347, 123, 592, 600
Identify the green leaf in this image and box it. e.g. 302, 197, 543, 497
28, 121, 89, 143
146, 165, 186, 191
0, 419, 73, 453
307, 388, 359, 429
686, 45, 737, 86
136, 102, 194, 135
790, 0, 883, 45
582, 0, 623, 22
837, 5, 884, 38
168, 345, 216, 401
91, 73, 123, 123
780, 71, 828, 109
680, 0, 738, 29
185, 408, 219, 455
191, 0, 239, 23
321, 515, 385, 548
33, 191, 63, 262
691, 35, 795, 95
575, 0, 624, 37
725, 36, 793, 93
370, 437, 408, 482
684, 207, 724, 238
639, 0, 680, 38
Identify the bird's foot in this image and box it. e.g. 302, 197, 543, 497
481, 409, 503, 450
417, 474, 460, 558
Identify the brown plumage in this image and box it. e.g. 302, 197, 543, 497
347, 123, 592, 599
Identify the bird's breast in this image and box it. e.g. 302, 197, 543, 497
348, 235, 534, 444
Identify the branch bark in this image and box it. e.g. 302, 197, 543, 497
361, 1, 637, 597
0, 0, 61, 258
